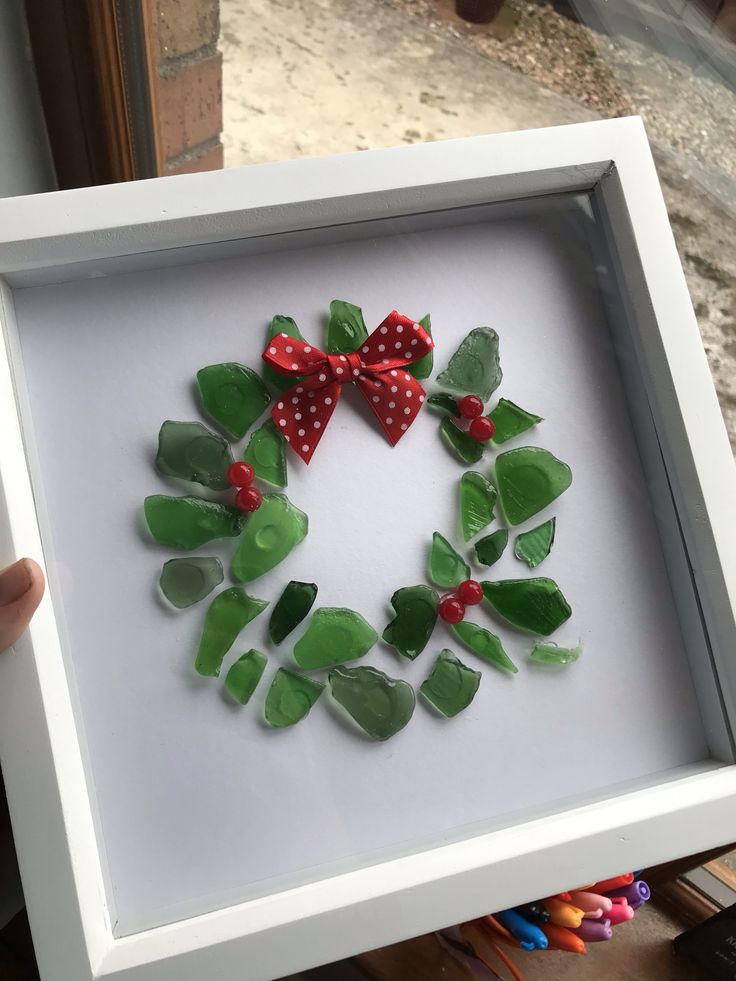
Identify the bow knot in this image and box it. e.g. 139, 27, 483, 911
327, 351, 362, 382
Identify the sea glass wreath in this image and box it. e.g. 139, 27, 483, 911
142, 299, 578, 741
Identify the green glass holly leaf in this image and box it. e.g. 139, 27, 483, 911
196, 363, 271, 439
224, 649, 268, 704
144, 495, 245, 549
327, 299, 369, 354
264, 668, 324, 727
268, 581, 318, 644
243, 418, 287, 487
529, 641, 582, 665
440, 417, 484, 464
263, 315, 306, 392
427, 393, 460, 417
451, 621, 517, 673
495, 447, 572, 526
293, 608, 378, 669
420, 650, 481, 717
474, 529, 508, 567
195, 586, 268, 677
436, 327, 502, 401
382, 584, 439, 660
482, 578, 571, 635
156, 421, 233, 490
489, 398, 542, 445
159, 557, 223, 608
231, 492, 308, 582
514, 518, 556, 568
429, 532, 470, 589
407, 314, 433, 380
460, 471, 497, 541
329, 665, 415, 741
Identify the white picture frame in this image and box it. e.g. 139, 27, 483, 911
0, 117, 734, 981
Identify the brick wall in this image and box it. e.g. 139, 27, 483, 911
149, 0, 223, 176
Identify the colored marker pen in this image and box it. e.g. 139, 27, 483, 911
540, 923, 587, 954
544, 898, 585, 929
573, 918, 613, 943
515, 902, 551, 924
495, 909, 549, 951
605, 880, 651, 910
607, 901, 634, 926
591, 872, 634, 893
570, 891, 613, 918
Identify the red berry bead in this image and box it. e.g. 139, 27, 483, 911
469, 416, 495, 442
235, 486, 262, 512
439, 594, 466, 624
457, 579, 483, 605
458, 395, 484, 419
227, 461, 255, 487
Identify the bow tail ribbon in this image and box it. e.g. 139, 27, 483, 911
272, 373, 341, 464
354, 368, 427, 446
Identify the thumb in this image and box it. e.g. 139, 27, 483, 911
0, 559, 45, 653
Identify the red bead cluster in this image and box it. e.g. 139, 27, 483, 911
439, 579, 483, 624
227, 462, 263, 512
457, 395, 495, 442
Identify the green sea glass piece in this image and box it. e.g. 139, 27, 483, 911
407, 314, 433, 380
436, 327, 502, 401
420, 649, 481, 717
269, 580, 318, 644
195, 587, 268, 677
155, 421, 233, 490
451, 621, 518, 674
327, 299, 369, 354
515, 518, 556, 568
440, 417, 484, 464
231, 492, 307, 582
475, 529, 508, 567
242, 419, 287, 487
489, 398, 542, 445
427, 393, 460, 417
144, 495, 245, 549
159, 556, 223, 608
293, 608, 377, 669
196, 363, 271, 439
482, 578, 571, 635
263, 315, 306, 391
264, 668, 324, 727
495, 446, 572, 526
382, 585, 439, 660
224, 649, 267, 704
328, 665, 415, 740
460, 471, 497, 541
529, 641, 582, 665
429, 532, 470, 589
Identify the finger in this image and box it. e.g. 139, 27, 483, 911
0, 559, 45, 653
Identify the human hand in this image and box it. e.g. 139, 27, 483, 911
0, 559, 45, 653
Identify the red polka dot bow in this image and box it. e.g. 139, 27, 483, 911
262, 311, 434, 463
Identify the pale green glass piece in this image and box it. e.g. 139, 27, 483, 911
269, 581, 318, 644
159, 557, 223, 608
529, 641, 582, 665
474, 529, 508, 567
407, 314, 433, 380
482, 578, 571, 635
495, 446, 572, 526
515, 518, 556, 568
460, 471, 497, 541
144, 495, 245, 549
231, 493, 307, 582
264, 668, 324, 727
451, 621, 518, 674
263, 315, 306, 391
420, 649, 481, 717
429, 532, 470, 589
195, 587, 268, 677
436, 327, 502, 401
489, 398, 542, 445
329, 665, 415, 741
242, 419, 287, 487
427, 393, 460, 417
196, 363, 271, 439
224, 649, 267, 704
156, 421, 233, 490
382, 585, 439, 660
293, 608, 377, 669
440, 417, 484, 464
328, 299, 368, 354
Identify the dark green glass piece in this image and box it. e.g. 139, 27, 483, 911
242, 418, 287, 487
427, 393, 460, 417
382, 585, 439, 660
436, 327, 502, 401
231, 493, 308, 582
327, 299, 369, 354
159, 556, 223, 608
529, 641, 582, 665
474, 529, 509, 567
460, 471, 497, 541
429, 532, 470, 589
451, 621, 518, 674
482, 578, 571, 635
155, 421, 233, 490
440, 417, 484, 464
495, 446, 572, 526
196, 363, 271, 439
144, 495, 245, 549
489, 398, 542, 445
514, 518, 556, 568
269, 580, 318, 644
407, 314, 433, 380
194, 586, 268, 677
224, 649, 267, 704
293, 608, 377, 669
328, 665, 415, 741
264, 668, 324, 727
420, 649, 481, 717
263, 316, 306, 391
